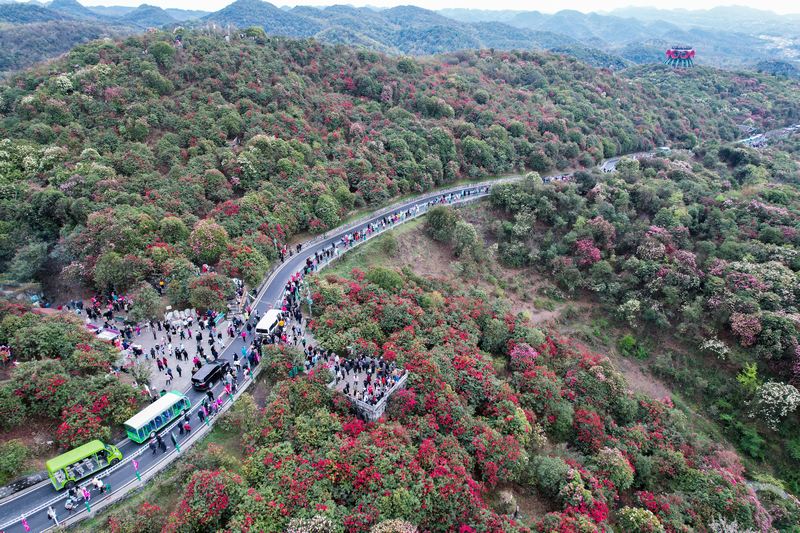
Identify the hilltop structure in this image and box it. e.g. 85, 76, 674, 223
665, 45, 695, 67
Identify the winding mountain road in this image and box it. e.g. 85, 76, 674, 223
0, 153, 644, 532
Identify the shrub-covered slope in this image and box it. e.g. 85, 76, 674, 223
117, 267, 799, 531
489, 139, 800, 492
0, 31, 798, 302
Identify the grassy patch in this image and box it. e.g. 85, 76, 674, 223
533, 297, 556, 311
324, 218, 424, 277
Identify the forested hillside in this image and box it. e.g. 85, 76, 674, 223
489, 139, 800, 493
0, 20, 131, 74
1, 31, 799, 302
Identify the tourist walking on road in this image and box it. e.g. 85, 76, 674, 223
47, 505, 58, 526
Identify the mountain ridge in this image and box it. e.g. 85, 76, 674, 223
0, 0, 798, 77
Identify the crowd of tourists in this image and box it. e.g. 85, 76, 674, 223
334, 353, 407, 406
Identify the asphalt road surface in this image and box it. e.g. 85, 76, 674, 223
0, 152, 643, 532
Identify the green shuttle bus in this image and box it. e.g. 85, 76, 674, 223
46, 440, 122, 490
123, 390, 191, 443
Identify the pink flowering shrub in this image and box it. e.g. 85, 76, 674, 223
574, 239, 601, 266
731, 312, 763, 346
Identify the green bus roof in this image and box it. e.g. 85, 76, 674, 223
46, 440, 107, 474
123, 390, 188, 431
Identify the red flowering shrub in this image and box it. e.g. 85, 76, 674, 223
188, 219, 229, 265
509, 343, 540, 373
187, 272, 235, 312
262, 344, 303, 382
730, 312, 763, 347
217, 239, 270, 286
159, 264, 775, 531
107, 501, 163, 533
164, 470, 245, 532
56, 403, 110, 448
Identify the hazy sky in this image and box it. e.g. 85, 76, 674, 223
79, 0, 798, 16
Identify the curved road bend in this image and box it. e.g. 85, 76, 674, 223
0, 156, 639, 532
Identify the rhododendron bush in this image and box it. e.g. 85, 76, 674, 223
160, 269, 778, 532
0, 306, 142, 447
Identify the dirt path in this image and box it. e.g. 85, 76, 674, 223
608, 354, 673, 400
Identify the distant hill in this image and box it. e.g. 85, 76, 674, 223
437, 8, 522, 23
608, 5, 800, 35
87, 3, 205, 21
86, 4, 134, 17
0, 19, 130, 74
203, 0, 323, 37
164, 8, 208, 21
48, 0, 105, 20
0, 2, 68, 22
117, 4, 176, 28
0, 1, 798, 77
199, 0, 609, 63
193, 1, 798, 69
755, 60, 800, 79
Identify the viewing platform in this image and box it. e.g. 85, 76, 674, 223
326, 361, 409, 422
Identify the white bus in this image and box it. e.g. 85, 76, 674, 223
255, 309, 283, 338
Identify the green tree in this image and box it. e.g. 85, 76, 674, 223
0, 440, 29, 485
159, 216, 189, 244
244, 26, 268, 44
314, 194, 340, 229
528, 455, 570, 497
129, 283, 162, 322
366, 267, 404, 293
164, 258, 197, 307
8, 240, 48, 282
426, 206, 459, 243
452, 220, 482, 260
737, 363, 761, 395
0, 386, 26, 430
94, 250, 141, 292
149, 41, 175, 68
480, 317, 509, 354
11, 318, 81, 361
202, 169, 232, 203
188, 220, 229, 265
